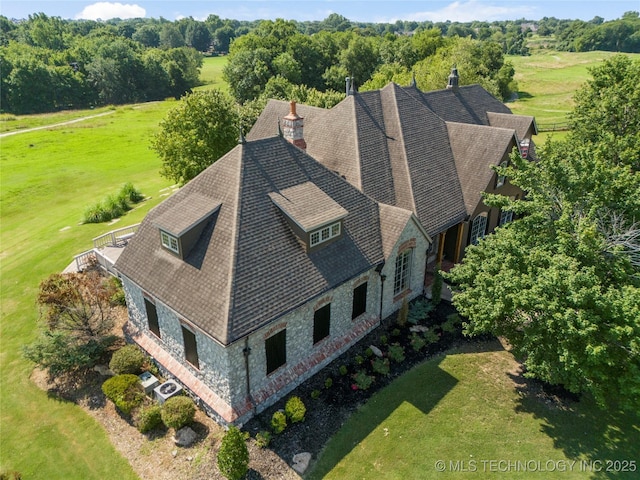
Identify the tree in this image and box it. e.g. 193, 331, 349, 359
445, 59, 640, 412
23, 271, 120, 378
217, 426, 249, 480
151, 89, 240, 184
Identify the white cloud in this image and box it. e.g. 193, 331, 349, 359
390, 0, 535, 23
75, 2, 146, 20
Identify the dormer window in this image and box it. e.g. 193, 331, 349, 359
269, 181, 348, 251
310, 222, 341, 247
160, 230, 180, 254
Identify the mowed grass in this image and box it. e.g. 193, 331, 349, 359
308, 341, 640, 479
506, 50, 640, 127
0, 102, 178, 478
0, 106, 115, 134
195, 55, 229, 92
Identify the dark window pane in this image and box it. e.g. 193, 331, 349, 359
182, 326, 199, 369
352, 282, 368, 319
266, 329, 286, 374
313, 304, 331, 344
145, 298, 160, 338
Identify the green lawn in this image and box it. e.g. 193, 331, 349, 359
506, 50, 640, 128
0, 102, 176, 478
195, 55, 229, 92
308, 341, 640, 479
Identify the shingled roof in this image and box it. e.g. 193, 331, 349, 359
115, 136, 387, 345
446, 122, 519, 215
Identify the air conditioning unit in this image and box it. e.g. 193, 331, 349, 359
154, 379, 183, 404
139, 371, 160, 395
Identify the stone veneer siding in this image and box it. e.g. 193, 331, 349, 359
120, 269, 381, 425
380, 217, 429, 319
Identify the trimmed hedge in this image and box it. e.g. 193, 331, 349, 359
102, 374, 145, 415
135, 404, 163, 433
161, 396, 196, 429
217, 426, 249, 480
285, 396, 306, 423
109, 344, 146, 375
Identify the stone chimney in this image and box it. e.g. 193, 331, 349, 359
446, 65, 459, 90
345, 76, 355, 96
282, 101, 306, 150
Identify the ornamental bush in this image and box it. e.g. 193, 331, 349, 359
255, 430, 271, 448
285, 396, 306, 423
339, 364, 348, 376
217, 426, 249, 480
135, 404, 162, 433
271, 410, 287, 434
324, 377, 333, 389
387, 344, 406, 363
161, 396, 196, 429
101, 374, 145, 415
353, 369, 374, 390
109, 344, 146, 375
410, 333, 426, 352
372, 357, 390, 376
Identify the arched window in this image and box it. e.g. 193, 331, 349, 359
470, 213, 488, 245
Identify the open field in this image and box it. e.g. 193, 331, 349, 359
2, 50, 637, 478
506, 50, 640, 128
0, 102, 176, 478
308, 341, 640, 479
195, 55, 229, 93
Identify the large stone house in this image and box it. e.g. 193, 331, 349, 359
115, 71, 536, 425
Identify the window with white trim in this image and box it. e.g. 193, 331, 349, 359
470, 214, 488, 245
394, 249, 412, 295
160, 230, 179, 254
499, 209, 513, 225
310, 221, 341, 247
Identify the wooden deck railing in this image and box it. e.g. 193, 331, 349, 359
93, 223, 140, 249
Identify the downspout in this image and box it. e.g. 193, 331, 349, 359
375, 262, 386, 322
243, 337, 256, 415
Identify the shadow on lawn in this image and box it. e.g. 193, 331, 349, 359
306, 340, 505, 479
509, 372, 640, 480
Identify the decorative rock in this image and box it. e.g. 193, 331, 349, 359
292, 452, 312, 475
369, 345, 383, 358
93, 364, 115, 376
410, 325, 429, 333
173, 426, 198, 447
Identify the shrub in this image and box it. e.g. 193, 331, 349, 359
285, 396, 306, 423
424, 329, 441, 345
311, 389, 321, 400
410, 333, 426, 352
408, 299, 433, 325
120, 182, 144, 203
109, 344, 146, 375
255, 430, 271, 448
380, 334, 388, 345
324, 377, 333, 389
217, 426, 249, 480
355, 354, 364, 365
371, 357, 390, 376
397, 297, 409, 326
135, 404, 163, 433
364, 347, 373, 358
339, 365, 348, 376
161, 396, 196, 429
271, 410, 287, 434
108, 276, 126, 306
0, 471, 22, 480
442, 313, 462, 333
391, 328, 401, 337
353, 370, 374, 390
102, 374, 145, 415
387, 344, 405, 363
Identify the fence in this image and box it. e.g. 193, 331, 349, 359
537, 122, 570, 132
92, 223, 140, 249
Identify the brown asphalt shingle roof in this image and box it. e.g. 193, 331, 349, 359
487, 112, 538, 140
446, 121, 518, 215
116, 136, 387, 345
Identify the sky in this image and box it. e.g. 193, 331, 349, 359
1, 0, 637, 23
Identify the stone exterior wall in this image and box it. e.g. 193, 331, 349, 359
380, 217, 430, 319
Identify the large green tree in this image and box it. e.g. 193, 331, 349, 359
151, 89, 239, 184
445, 56, 640, 412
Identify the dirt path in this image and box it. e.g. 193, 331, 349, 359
0, 110, 116, 138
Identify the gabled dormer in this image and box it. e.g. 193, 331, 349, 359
153, 193, 221, 260
269, 181, 348, 252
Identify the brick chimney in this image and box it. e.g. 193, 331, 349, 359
447, 65, 459, 90
282, 101, 306, 150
